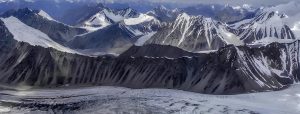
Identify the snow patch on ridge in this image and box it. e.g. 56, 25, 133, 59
124, 14, 156, 25
81, 12, 112, 31
37, 10, 54, 21
135, 32, 157, 46
217, 25, 244, 45
251, 37, 296, 45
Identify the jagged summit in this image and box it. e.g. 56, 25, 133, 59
145, 13, 242, 52
147, 5, 181, 22
76, 4, 161, 32
117, 7, 139, 18
235, 10, 296, 44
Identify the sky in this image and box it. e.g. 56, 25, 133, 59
101, 0, 294, 6
0, 0, 296, 7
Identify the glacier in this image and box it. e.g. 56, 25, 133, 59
0, 84, 300, 114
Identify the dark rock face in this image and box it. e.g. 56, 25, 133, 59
0, 42, 242, 94
1, 8, 87, 44
119, 44, 200, 58
0, 34, 299, 94
120, 44, 201, 58
68, 23, 137, 54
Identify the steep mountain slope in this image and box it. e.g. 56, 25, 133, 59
0, 17, 16, 57
1, 8, 87, 44
145, 13, 242, 52
68, 23, 140, 55
235, 10, 296, 44
0, 16, 79, 54
68, 23, 160, 55
262, 1, 300, 38
1, 40, 299, 94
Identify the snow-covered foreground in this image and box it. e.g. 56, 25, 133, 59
0, 85, 300, 114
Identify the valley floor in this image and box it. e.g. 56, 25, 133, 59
0, 85, 300, 114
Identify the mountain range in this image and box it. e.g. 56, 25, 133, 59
0, 1, 300, 95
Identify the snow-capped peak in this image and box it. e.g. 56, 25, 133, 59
260, 1, 300, 38
79, 6, 140, 31
235, 10, 295, 44
81, 12, 112, 31
176, 13, 191, 21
